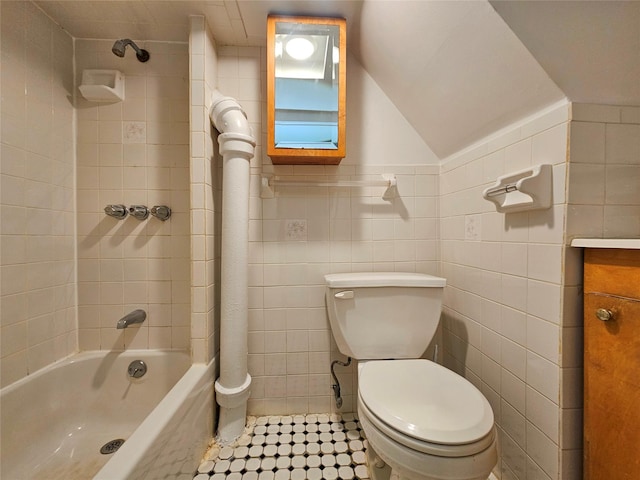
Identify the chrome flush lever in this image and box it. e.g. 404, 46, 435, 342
334, 291, 354, 300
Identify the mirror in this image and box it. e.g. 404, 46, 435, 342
267, 15, 346, 164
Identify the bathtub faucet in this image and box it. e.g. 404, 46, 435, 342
117, 309, 147, 329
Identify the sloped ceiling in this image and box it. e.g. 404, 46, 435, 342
491, 0, 640, 106
33, 0, 639, 159
351, 0, 565, 158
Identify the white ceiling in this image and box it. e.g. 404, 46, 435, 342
34, 0, 640, 159
35, 0, 251, 45
34, 0, 365, 46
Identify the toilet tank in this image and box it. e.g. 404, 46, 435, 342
324, 272, 446, 360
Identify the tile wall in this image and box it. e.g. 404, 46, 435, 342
567, 103, 640, 239
438, 102, 580, 480
75, 39, 191, 352
247, 161, 441, 415
0, 1, 76, 387
190, 15, 221, 364
212, 44, 441, 415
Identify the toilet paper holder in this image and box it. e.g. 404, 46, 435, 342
482, 164, 552, 213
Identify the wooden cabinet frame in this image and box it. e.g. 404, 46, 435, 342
583, 248, 640, 479
267, 15, 346, 165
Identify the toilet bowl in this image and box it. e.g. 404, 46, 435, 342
324, 272, 498, 480
357, 360, 497, 480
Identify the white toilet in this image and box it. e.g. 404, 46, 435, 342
325, 272, 497, 480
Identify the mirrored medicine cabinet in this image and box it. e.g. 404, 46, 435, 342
267, 15, 346, 165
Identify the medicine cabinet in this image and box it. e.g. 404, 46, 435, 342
267, 15, 346, 165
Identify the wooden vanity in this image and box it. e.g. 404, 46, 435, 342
581, 245, 640, 479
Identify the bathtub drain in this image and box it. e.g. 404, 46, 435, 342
100, 439, 125, 454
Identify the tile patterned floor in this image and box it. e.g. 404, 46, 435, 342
194, 413, 370, 480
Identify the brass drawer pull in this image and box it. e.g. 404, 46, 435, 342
595, 308, 614, 322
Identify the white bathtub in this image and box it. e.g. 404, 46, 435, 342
0, 350, 215, 480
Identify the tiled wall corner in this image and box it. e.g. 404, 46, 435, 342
557, 102, 640, 479
439, 102, 580, 480
75, 39, 190, 352
1, 1, 77, 387
189, 16, 220, 364
567, 103, 640, 239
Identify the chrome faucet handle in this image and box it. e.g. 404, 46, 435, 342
128, 205, 149, 220
150, 205, 171, 221
104, 204, 128, 219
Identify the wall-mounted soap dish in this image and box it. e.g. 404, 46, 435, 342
79, 70, 125, 103
483, 164, 552, 213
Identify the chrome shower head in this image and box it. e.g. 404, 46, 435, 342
111, 39, 127, 57
111, 38, 150, 62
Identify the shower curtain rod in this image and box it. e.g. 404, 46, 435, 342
260, 174, 397, 198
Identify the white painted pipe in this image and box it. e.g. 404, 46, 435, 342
209, 91, 256, 444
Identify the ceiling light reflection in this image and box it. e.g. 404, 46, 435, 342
286, 37, 315, 60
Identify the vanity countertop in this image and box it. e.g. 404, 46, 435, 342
571, 238, 640, 249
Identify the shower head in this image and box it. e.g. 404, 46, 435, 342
111, 39, 127, 57
111, 39, 150, 62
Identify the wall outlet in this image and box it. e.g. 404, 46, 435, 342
285, 219, 307, 241
465, 214, 482, 241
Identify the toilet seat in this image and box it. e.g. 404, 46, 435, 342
359, 359, 495, 456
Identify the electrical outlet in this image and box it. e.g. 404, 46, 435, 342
285, 219, 307, 241
465, 215, 481, 241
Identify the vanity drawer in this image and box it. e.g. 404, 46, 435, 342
583, 248, 640, 480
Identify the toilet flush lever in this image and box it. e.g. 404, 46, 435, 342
334, 291, 354, 300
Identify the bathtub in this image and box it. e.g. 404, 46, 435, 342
0, 350, 215, 480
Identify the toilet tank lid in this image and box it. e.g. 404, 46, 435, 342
324, 272, 446, 288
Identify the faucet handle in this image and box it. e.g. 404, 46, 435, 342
150, 205, 171, 221
128, 205, 149, 220
104, 204, 128, 219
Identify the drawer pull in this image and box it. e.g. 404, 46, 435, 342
595, 308, 614, 322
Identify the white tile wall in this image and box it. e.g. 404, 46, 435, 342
568, 103, 640, 239
75, 39, 190, 352
439, 102, 579, 480
190, 16, 220, 364
1, 1, 76, 387
443, 102, 640, 480
246, 165, 441, 414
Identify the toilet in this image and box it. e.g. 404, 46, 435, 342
324, 272, 497, 480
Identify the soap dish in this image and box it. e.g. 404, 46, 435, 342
79, 70, 125, 102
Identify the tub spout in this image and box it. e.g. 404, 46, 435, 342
117, 309, 146, 329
